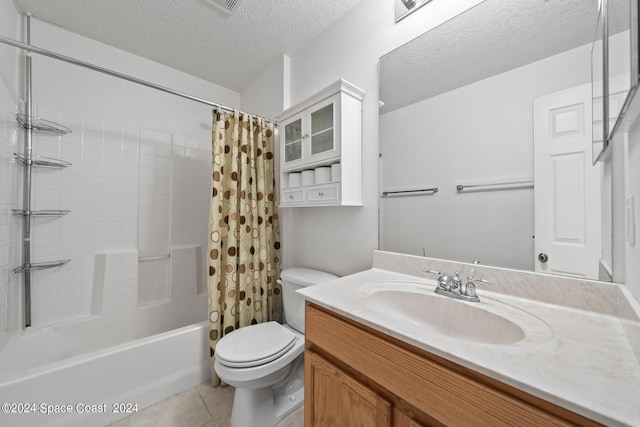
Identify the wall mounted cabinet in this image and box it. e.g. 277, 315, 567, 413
277, 79, 364, 207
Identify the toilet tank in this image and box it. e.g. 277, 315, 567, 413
280, 268, 338, 333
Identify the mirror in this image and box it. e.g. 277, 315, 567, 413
593, 0, 638, 162
592, 2, 605, 161
607, 0, 639, 140
379, 0, 614, 280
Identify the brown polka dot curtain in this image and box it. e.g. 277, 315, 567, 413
208, 110, 281, 384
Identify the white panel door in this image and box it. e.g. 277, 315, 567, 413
533, 84, 602, 279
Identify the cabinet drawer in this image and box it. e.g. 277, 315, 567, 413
281, 188, 305, 205
307, 184, 339, 204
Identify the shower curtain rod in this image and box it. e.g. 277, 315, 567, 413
0, 34, 277, 124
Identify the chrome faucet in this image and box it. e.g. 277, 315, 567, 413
425, 270, 493, 302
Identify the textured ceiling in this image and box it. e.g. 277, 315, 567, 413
14, 0, 363, 92
380, 0, 602, 113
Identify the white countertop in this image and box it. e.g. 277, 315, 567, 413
298, 268, 640, 427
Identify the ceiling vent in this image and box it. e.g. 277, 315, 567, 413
208, 0, 247, 16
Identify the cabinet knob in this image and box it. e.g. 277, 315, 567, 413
289, 194, 294, 199
538, 253, 548, 263
318, 192, 324, 196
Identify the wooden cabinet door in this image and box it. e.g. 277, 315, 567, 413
305, 350, 391, 427
393, 409, 428, 427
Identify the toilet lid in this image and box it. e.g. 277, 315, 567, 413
215, 322, 298, 368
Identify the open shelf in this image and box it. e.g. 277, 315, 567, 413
14, 153, 72, 168
13, 259, 71, 273
16, 113, 72, 135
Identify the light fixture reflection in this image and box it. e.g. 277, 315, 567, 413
401, 0, 417, 9
396, 0, 434, 22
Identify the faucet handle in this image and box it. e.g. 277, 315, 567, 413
464, 276, 493, 298
424, 269, 443, 276
466, 276, 493, 286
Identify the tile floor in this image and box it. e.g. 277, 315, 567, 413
107, 381, 304, 427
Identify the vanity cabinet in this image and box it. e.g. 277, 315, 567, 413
304, 302, 602, 427
306, 350, 392, 426
277, 79, 364, 207
307, 348, 426, 427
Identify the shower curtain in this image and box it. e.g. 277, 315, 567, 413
207, 110, 281, 384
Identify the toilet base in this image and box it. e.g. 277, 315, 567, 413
274, 386, 304, 422
231, 387, 276, 427
230, 355, 304, 427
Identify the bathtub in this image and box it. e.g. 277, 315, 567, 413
0, 320, 211, 427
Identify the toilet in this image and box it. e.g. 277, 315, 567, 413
214, 267, 338, 427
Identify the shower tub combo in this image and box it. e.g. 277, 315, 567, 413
0, 311, 209, 427
0, 16, 237, 427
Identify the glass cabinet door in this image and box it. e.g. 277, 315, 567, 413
310, 102, 335, 156
284, 118, 303, 164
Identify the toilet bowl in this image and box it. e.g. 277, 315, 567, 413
213, 267, 338, 427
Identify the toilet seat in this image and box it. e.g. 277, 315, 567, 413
216, 321, 298, 368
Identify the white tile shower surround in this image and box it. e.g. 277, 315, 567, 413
106, 381, 304, 427
23, 108, 211, 327
298, 250, 640, 426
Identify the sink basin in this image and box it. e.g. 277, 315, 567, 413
361, 282, 552, 345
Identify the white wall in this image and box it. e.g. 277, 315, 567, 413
6, 19, 241, 328
241, 56, 290, 120
0, 1, 23, 347
603, 31, 634, 284
243, 0, 485, 276
240, 56, 292, 266
626, 120, 640, 300
380, 42, 591, 271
